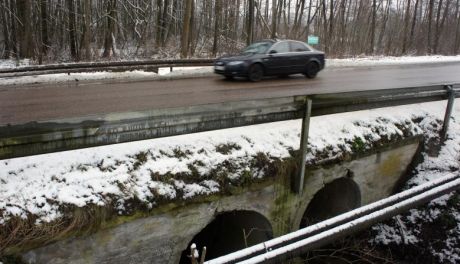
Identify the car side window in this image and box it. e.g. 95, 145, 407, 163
290, 41, 311, 52
270, 42, 290, 53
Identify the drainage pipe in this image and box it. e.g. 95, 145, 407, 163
205, 173, 460, 264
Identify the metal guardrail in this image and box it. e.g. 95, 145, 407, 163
0, 59, 215, 78
0, 84, 458, 160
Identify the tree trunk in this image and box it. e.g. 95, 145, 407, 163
454, 0, 460, 54
234, 0, 241, 42
305, 0, 313, 37
188, 0, 195, 56
377, 0, 391, 53
370, 0, 376, 54
1, 0, 11, 58
409, 0, 420, 53
433, 0, 443, 54
81, 0, 91, 60
271, 0, 277, 38
401, 0, 411, 54
16, 0, 34, 58
321, 0, 328, 53
247, 0, 255, 45
427, 0, 434, 53
40, 0, 49, 57
180, 0, 193, 58
155, 0, 163, 48
293, 0, 306, 38
102, 0, 117, 58
339, 0, 347, 56
9, 0, 18, 58
328, 0, 334, 54
434, 0, 450, 54
67, 0, 78, 60
161, 0, 170, 46
212, 0, 221, 56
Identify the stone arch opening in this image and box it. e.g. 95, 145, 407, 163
300, 177, 361, 228
179, 210, 273, 263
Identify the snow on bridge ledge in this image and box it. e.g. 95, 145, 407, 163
0, 100, 458, 226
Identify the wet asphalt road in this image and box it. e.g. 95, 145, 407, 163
1, 62, 460, 125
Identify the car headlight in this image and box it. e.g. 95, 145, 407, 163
227, 61, 244, 66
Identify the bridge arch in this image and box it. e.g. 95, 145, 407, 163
300, 177, 361, 227
178, 210, 273, 263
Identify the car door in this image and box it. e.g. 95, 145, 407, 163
289, 41, 311, 73
263, 41, 291, 75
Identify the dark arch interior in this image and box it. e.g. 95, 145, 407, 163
300, 177, 361, 228
179, 210, 273, 263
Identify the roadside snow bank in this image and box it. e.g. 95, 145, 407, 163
1, 55, 460, 86
327, 55, 460, 68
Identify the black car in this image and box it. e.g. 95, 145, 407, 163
214, 39, 325, 81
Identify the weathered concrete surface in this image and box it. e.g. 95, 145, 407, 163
22, 137, 421, 264
22, 188, 277, 264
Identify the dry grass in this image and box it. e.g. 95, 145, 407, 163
0, 205, 114, 256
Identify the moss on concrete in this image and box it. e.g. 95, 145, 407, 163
378, 152, 403, 178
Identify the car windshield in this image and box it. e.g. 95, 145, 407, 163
242, 42, 273, 54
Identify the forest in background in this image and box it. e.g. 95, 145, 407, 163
0, 0, 460, 63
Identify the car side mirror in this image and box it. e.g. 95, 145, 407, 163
269, 50, 277, 54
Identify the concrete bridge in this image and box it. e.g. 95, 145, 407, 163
21, 136, 421, 264
2, 84, 457, 263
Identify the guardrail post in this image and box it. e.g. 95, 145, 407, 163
296, 98, 312, 194
441, 85, 455, 140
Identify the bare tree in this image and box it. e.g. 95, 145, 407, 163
102, 0, 117, 58
409, 0, 421, 53
369, 0, 377, 54
1, 0, 11, 58
247, 0, 255, 45
401, 0, 411, 54
181, 0, 193, 58
16, 0, 34, 58
271, 0, 278, 38
67, 0, 78, 60
1, 0, 459, 62
455, 0, 460, 53
427, 0, 435, 53
81, 0, 92, 60
434, 0, 451, 54
212, 0, 221, 56
40, 0, 49, 57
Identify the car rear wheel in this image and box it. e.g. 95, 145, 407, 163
305, 62, 319, 79
248, 64, 263, 82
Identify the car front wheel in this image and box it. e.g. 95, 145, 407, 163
305, 62, 319, 79
248, 64, 263, 82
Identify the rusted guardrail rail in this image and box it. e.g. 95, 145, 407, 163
0, 59, 215, 78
